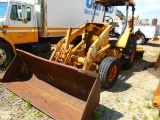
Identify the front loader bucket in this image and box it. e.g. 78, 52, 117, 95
1, 49, 100, 120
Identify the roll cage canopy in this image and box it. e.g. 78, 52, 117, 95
95, 0, 135, 7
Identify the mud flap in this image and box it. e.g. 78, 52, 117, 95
1, 49, 100, 120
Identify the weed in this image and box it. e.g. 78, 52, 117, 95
27, 118, 31, 120
34, 111, 42, 118
115, 97, 120, 103
151, 90, 156, 95
145, 102, 152, 109
144, 95, 150, 101
153, 116, 160, 120
11, 92, 17, 98
25, 100, 32, 110
101, 107, 107, 114
93, 107, 107, 120
94, 110, 102, 120
143, 115, 148, 120
128, 99, 133, 104
132, 115, 137, 120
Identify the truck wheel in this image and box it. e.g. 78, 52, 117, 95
99, 57, 120, 89
136, 34, 145, 45
0, 42, 14, 69
121, 39, 136, 70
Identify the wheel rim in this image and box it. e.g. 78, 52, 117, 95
136, 36, 145, 44
108, 65, 118, 82
0, 48, 7, 65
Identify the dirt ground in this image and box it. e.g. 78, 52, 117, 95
1, 40, 160, 120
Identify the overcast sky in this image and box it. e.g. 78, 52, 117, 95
117, 0, 160, 24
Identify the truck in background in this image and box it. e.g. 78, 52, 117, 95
115, 10, 159, 45
0, 0, 116, 68
134, 17, 159, 45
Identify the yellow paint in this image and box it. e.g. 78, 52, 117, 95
10, 32, 38, 44
106, 49, 121, 59
116, 28, 131, 48
0, 33, 16, 53
47, 32, 67, 35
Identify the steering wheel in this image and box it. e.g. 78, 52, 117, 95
104, 16, 113, 23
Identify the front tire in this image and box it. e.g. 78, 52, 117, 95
99, 57, 120, 89
0, 42, 14, 69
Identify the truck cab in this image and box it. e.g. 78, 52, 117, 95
0, 0, 38, 44
138, 18, 149, 25
134, 18, 158, 45
0, 0, 38, 69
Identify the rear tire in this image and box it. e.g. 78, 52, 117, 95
0, 42, 14, 69
121, 39, 136, 70
99, 57, 120, 89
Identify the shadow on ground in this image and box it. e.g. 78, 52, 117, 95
91, 104, 123, 120
145, 42, 160, 47
93, 58, 159, 120
101, 58, 159, 93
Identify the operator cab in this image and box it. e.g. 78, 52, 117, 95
92, 0, 136, 41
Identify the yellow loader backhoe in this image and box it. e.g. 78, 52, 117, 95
1, 0, 142, 119
50, 0, 138, 88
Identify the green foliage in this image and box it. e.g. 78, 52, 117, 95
34, 111, 42, 118
145, 102, 152, 109
144, 95, 150, 101
115, 97, 120, 103
25, 100, 32, 110
94, 110, 102, 120
11, 92, 17, 98
151, 90, 156, 95
143, 115, 148, 120
132, 115, 137, 120
128, 99, 133, 104
93, 107, 107, 120
27, 118, 31, 120
153, 117, 160, 120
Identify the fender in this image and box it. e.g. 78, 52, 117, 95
0, 33, 16, 53
116, 28, 131, 48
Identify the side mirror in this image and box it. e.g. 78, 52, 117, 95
16, 18, 28, 23
22, 18, 28, 24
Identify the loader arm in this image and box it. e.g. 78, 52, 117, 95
50, 23, 86, 62
82, 24, 113, 70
